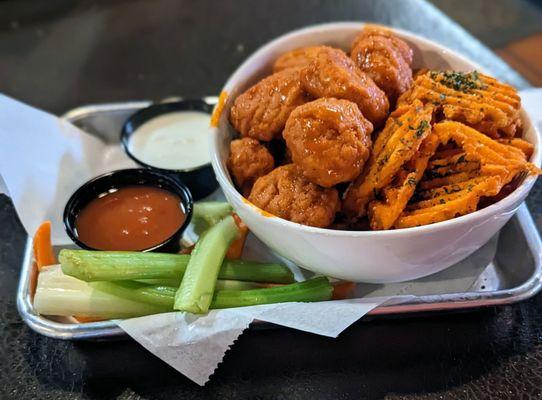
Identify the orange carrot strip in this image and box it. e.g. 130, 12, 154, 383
33, 221, 56, 271
332, 281, 357, 300
210, 91, 228, 127
226, 213, 249, 259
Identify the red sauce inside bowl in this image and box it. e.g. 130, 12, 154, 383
75, 185, 185, 251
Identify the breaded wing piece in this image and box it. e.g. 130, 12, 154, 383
351, 25, 414, 103
273, 46, 327, 72
248, 164, 340, 228
227, 138, 274, 196
300, 46, 389, 126
229, 68, 308, 141
283, 98, 373, 188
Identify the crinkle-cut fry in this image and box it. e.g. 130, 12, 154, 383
426, 151, 480, 178
415, 176, 489, 201
433, 121, 539, 175
419, 170, 480, 190
497, 138, 534, 159
480, 164, 516, 179
372, 103, 412, 155
396, 192, 479, 228
428, 160, 480, 178
427, 151, 475, 169
395, 176, 503, 228
343, 100, 434, 218
432, 147, 463, 159
398, 71, 521, 137
369, 133, 439, 230
408, 188, 476, 210
411, 72, 520, 120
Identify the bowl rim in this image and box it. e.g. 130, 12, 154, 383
211, 21, 541, 238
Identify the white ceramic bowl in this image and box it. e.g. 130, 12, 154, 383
211, 22, 541, 283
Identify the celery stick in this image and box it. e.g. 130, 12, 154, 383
174, 215, 239, 313
60, 251, 190, 281
220, 260, 294, 283
211, 277, 332, 309
34, 267, 330, 319
60, 249, 294, 283
215, 279, 262, 291
92, 281, 176, 308
33, 266, 168, 319
136, 279, 259, 290
193, 201, 233, 235
136, 278, 180, 286
91, 277, 331, 310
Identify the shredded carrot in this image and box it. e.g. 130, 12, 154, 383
226, 213, 249, 259
332, 281, 357, 300
33, 221, 56, 271
210, 91, 228, 127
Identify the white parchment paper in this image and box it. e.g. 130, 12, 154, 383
118, 296, 408, 385
0, 94, 136, 243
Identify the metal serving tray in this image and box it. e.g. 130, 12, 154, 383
17, 100, 542, 340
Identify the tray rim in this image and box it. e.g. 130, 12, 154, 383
15, 101, 542, 340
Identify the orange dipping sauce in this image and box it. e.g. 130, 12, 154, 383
75, 186, 185, 251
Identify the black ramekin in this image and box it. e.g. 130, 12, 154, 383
120, 99, 218, 200
63, 168, 193, 253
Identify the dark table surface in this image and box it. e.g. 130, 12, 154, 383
1, 0, 542, 399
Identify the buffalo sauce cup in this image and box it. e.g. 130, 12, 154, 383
63, 169, 193, 252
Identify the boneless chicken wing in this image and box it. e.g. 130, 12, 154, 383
229, 68, 308, 141
300, 46, 389, 126
273, 46, 327, 72
227, 138, 274, 195
350, 25, 414, 102
283, 98, 373, 187
248, 164, 340, 228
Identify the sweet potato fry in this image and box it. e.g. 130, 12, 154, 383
343, 100, 434, 218
432, 146, 463, 160
395, 176, 503, 228
395, 121, 540, 229
418, 171, 481, 190
414, 176, 489, 202
398, 70, 521, 138
496, 138, 534, 159
369, 133, 439, 230
433, 121, 538, 177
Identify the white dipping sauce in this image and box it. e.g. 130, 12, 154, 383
128, 111, 211, 170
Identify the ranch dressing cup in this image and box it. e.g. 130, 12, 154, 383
121, 99, 218, 200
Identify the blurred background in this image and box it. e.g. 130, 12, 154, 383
0, 0, 541, 113
432, 0, 542, 85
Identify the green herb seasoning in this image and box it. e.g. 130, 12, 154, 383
430, 70, 484, 93
415, 120, 430, 138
